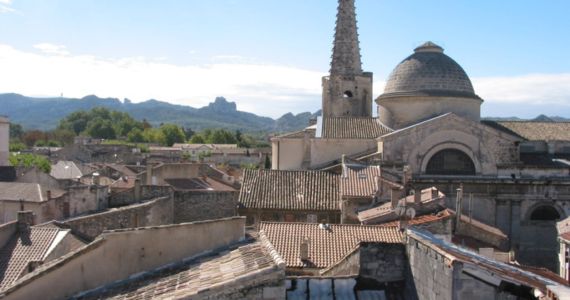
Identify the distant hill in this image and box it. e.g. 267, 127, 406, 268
483, 114, 570, 122
0, 93, 320, 133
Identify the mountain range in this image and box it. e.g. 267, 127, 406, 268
0, 93, 320, 133
0, 93, 567, 133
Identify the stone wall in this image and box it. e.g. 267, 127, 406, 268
109, 185, 172, 208
4, 218, 246, 300
174, 190, 237, 223
359, 243, 406, 283
405, 236, 455, 300
62, 196, 173, 240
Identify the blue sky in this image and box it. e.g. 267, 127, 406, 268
1, 0, 569, 118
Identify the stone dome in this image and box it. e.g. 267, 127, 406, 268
380, 42, 479, 99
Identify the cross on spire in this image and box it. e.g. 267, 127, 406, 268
330, 0, 362, 76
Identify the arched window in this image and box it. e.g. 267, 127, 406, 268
426, 149, 475, 175
530, 205, 561, 221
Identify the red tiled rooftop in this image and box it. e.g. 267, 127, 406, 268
259, 222, 403, 268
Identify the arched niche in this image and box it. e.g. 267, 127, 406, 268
529, 205, 563, 221
421, 143, 480, 175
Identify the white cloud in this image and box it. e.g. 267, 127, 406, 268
0, 5, 14, 13
1, 43, 569, 119
0, 44, 323, 118
33, 43, 70, 56
473, 74, 570, 106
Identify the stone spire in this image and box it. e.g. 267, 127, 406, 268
330, 0, 362, 76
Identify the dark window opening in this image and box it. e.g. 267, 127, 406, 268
343, 91, 353, 98
530, 205, 560, 221
426, 149, 476, 175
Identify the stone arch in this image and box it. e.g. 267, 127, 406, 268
420, 142, 481, 175
527, 203, 565, 222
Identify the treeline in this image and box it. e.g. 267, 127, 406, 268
9, 107, 269, 148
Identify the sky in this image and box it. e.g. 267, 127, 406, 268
1, 0, 569, 119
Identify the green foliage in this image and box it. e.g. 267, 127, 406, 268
9, 153, 51, 173
142, 128, 166, 145
241, 163, 259, 170
189, 134, 205, 144
9, 123, 23, 140
198, 151, 212, 160
86, 118, 116, 139
127, 128, 145, 143
159, 124, 186, 146
264, 155, 271, 169
9, 142, 26, 152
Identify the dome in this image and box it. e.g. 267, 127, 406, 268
380, 42, 479, 99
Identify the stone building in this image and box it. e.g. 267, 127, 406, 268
270, 0, 570, 273
0, 116, 8, 167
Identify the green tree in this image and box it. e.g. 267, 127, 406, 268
264, 154, 271, 169
9, 123, 24, 140
127, 128, 145, 143
160, 124, 186, 146
9, 153, 51, 173
86, 118, 116, 139
142, 128, 166, 145
189, 134, 205, 144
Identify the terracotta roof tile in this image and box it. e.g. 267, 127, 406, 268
164, 178, 235, 191
320, 117, 392, 139
379, 209, 453, 227
0, 227, 60, 290
76, 241, 278, 300
340, 164, 380, 198
0, 182, 65, 202
239, 169, 340, 211
259, 222, 403, 268
491, 121, 570, 141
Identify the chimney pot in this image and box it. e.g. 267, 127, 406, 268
17, 211, 34, 232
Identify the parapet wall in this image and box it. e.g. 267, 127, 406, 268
3, 217, 246, 300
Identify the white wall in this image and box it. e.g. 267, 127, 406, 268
0, 117, 9, 166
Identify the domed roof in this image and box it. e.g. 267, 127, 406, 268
380, 42, 479, 99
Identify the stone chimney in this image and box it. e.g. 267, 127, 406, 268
134, 178, 141, 201
46, 190, 51, 201
431, 187, 439, 200
17, 211, 34, 232
391, 187, 402, 209
146, 164, 152, 185
414, 189, 422, 205
300, 237, 310, 261
92, 172, 100, 186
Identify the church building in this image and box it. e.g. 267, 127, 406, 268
271, 0, 570, 272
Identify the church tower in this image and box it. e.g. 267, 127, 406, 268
322, 0, 373, 118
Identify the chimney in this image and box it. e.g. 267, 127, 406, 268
391, 187, 402, 209
46, 190, 52, 201
134, 178, 141, 201
414, 189, 421, 205
300, 237, 309, 261
92, 172, 100, 186
17, 211, 34, 232
431, 187, 439, 200
146, 163, 152, 185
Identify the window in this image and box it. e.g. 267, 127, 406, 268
343, 91, 353, 98
530, 205, 561, 221
426, 149, 475, 175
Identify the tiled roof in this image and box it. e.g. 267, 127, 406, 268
164, 177, 235, 191
259, 222, 404, 268
0, 182, 65, 202
0, 227, 60, 290
379, 209, 453, 227
239, 169, 340, 211
489, 121, 570, 141
76, 241, 279, 300
358, 187, 445, 224
340, 164, 380, 198
275, 129, 316, 139
320, 117, 392, 139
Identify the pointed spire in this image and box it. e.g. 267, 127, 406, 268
330, 0, 362, 76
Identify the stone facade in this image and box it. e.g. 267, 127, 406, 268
0, 117, 8, 167
61, 195, 173, 240
174, 190, 238, 223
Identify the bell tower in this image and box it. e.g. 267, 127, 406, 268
322, 0, 372, 118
